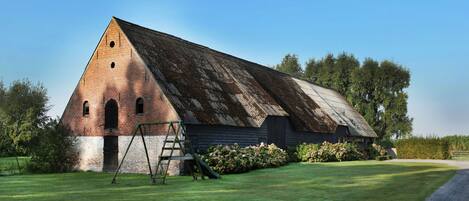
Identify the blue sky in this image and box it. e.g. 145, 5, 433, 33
0, 1, 468, 135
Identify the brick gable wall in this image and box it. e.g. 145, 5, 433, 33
61, 19, 179, 136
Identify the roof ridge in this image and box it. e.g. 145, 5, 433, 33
112, 17, 314, 81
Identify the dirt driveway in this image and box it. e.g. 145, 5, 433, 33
388, 159, 469, 201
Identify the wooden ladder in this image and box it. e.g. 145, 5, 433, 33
153, 121, 205, 184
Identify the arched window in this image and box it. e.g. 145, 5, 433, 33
105, 99, 118, 129
83, 101, 90, 116
136, 97, 144, 114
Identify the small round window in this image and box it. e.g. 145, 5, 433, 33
109, 41, 115, 48
111, 62, 116, 68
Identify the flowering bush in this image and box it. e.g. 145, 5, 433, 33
296, 142, 364, 162
202, 143, 288, 174
296, 143, 320, 162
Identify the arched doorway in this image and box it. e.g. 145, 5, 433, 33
103, 99, 118, 172
104, 99, 118, 129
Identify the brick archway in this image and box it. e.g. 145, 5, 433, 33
104, 99, 118, 129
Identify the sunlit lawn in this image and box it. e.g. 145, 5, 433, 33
0, 161, 456, 201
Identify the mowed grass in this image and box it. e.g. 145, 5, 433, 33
0, 161, 456, 201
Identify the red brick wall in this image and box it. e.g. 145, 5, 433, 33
61, 19, 180, 136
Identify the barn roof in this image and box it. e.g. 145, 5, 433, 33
114, 17, 377, 137
293, 79, 378, 137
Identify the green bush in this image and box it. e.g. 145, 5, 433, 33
27, 119, 79, 173
286, 146, 300, 162
395, 137, 450, 159
296, 143, 320, 162
296, 142, 364, 162
202, 143, 288, 174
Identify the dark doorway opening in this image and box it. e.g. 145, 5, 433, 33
267, 116, 287, 149
105, 99, 118, 129
103, 136, 118, 172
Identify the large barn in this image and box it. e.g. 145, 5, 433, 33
61, 17, 377, 174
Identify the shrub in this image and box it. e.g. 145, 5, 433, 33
296, 143, 320, 162
202, 143, 288, 174
395, 137, 450, 159
286, 146, 300, 162
296, 142, 364, 162
27, 119, 79, 173
366, 143, 387, 159
340, 142, 365, 161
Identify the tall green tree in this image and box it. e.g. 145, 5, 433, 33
349, 59, 412, 139
0, 79, 49, 155
305, 53, 358, 94
315, 54, 335, 88
275, 54, 303, 77
349, 59, 382, 133
304, 58, 318, 81
0, 81, 15, 156
379, 60, 412, 138
331, 53, 359, 95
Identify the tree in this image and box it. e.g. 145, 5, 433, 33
349, 59, 382, 134
315, 54, 335, 88
275, 54, 303, 77
349, 59, 412, 139
304, 58, 318, 81
280, 52, 413, 139
306, 53, 358, 95
0, 79, 49, 155
0, 81, 16, 156
379, 61, 412, 138
331, 53, 359, 95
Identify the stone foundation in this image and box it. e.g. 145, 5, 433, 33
76, 136, 181, 175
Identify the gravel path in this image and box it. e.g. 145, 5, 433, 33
387, 159, 469, 201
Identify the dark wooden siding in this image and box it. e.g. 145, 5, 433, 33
285, 119, 347, 148
266, 116, 287, 148
186, 123, 268, 152
187, 116, 370, 152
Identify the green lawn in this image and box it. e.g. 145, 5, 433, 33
0, 161, 456, 201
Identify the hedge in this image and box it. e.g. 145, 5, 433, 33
395, 137, 450, 159
443, 135, 469, 152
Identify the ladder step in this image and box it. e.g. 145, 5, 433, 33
165, 139, 189, 143
162, 147, 181, 150
160, 155, 194, 160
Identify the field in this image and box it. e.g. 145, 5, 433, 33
0, 160, 456, 201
